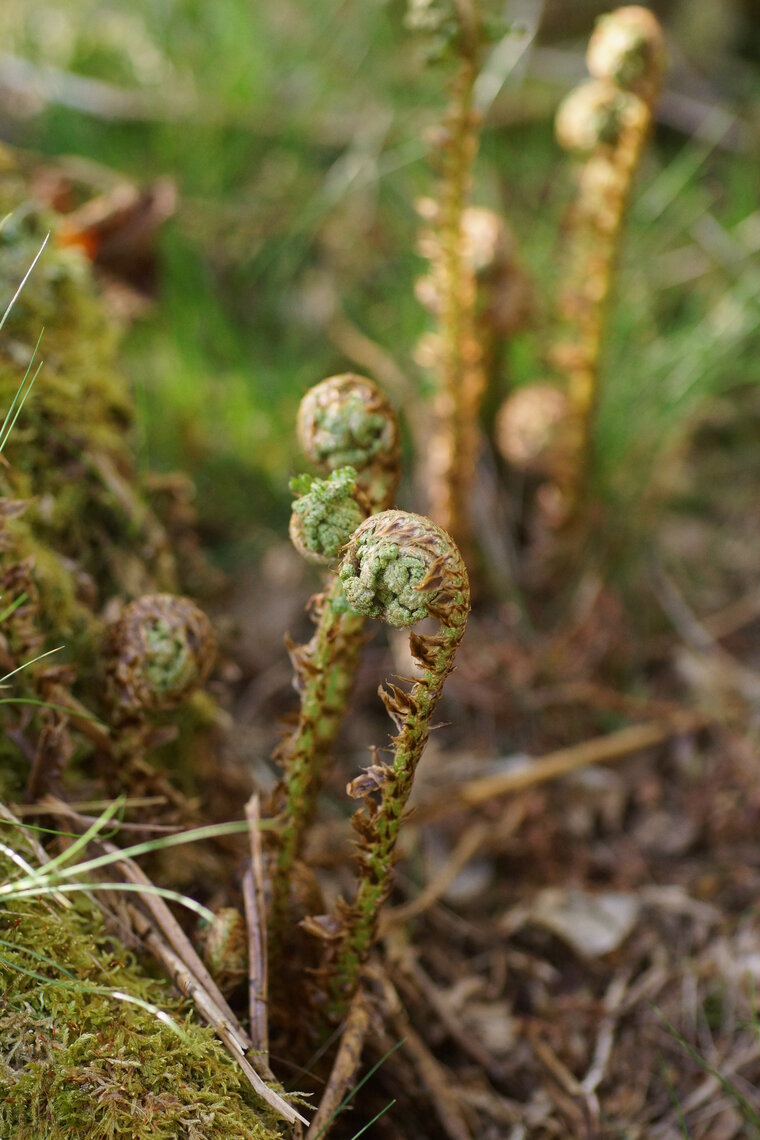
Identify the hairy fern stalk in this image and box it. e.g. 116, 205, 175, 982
553, 5, 665, 516
266, 375, 401, 963
302, 509, 470, 1022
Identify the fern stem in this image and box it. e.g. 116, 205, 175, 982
318, 510, 469, 1020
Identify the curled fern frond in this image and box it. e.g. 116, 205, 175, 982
316, 510, 469, 1020
296, 373, 400, 511
106, 593, 215, 714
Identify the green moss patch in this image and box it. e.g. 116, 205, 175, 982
0, 854, 284, 1139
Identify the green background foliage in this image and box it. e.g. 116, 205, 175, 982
2, 0, 759, 578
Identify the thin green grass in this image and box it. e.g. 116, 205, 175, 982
656, 1007, 760, 1131
0, 802, 266, 938
0, 231, 48, 335
0, 645, 63, 684
0, 805, 257, 921
660, 1058, 691, 1138
0, 591, 28, 622
349, 1100, 397, 1139
0, 233, 48, 452
0, 804, 266, 1048
313, 1039, 404, 1140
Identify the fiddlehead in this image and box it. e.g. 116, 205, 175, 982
296, 373, 400, 511
288, 467, 369, 565
100, 593, 216, 805
105, 593, 215, 715
267, 379, 400, 975
553, 5, 665, 518
313, 510, 469, 1020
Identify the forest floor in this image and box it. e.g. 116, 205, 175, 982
207, 390, 760, 1140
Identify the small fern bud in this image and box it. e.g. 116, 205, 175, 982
288, 467, 368, 564
106, 593, 215, 713
495, 383, 571, 476
339, 509, 468, 630
202, 907, 248, 998
586, 6, 665, 97
296, 374, 400, 511
555, 80, 647, 154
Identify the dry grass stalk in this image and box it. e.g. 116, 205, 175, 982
123, 901, 306, 1125
244, 793, 271, 1066
305, 989, 372, 1139
373, 965, 474, 1140
415, 709, 705, 823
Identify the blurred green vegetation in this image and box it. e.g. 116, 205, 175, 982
1, 0, 759, 578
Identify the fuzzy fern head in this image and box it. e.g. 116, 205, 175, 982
296, 373, 400, 509
339, 509, 469, 630
555, 80, 647, 154
288, 466, 368, 563
202, 907, 248, 998
405, 0, 505, 59
587, 6, 665, 96
106, 593, 215, 712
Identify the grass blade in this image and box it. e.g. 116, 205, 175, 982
4, 881, 216, 923
0, 233, 49, 335
0, 645, 63, 685
0, 356, 44, 454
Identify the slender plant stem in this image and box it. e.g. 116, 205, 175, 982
267, 376, 400, 969
318, 510, 469, 1021
268, 577, 365, 940
555, 9, 665, 517
427, 53, 484, 550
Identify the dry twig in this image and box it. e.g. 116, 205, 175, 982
373, 966, 474, 1140
244, 792, 270, 1065
416, 713, 705, 823
306, 988, 372, 1139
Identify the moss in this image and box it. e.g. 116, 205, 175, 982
0, 162, 282, 1136
0, 163, 213, 801
0, 856, 284, 1140
0, 158, 178, 644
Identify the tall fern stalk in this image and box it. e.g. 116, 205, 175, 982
267, 375, 400, 961
412, 1, 491, 553
313, 510, 470, 1021
554, 6, 665, 517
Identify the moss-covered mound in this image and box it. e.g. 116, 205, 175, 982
0, 158, 280, 1138
0, 150, 178, 641
0, 854, 283, 1140
0, 157, 215, 805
